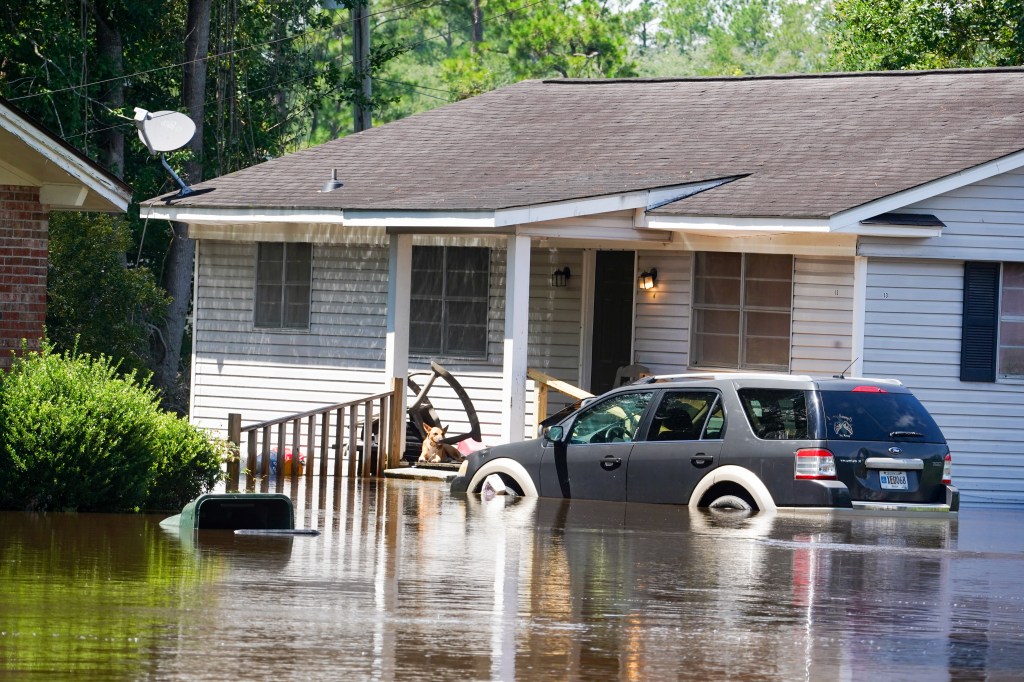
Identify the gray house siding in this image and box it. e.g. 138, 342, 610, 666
191, 238, 583, 444
858, 168, 1024, 507
862, 258, 1024, 506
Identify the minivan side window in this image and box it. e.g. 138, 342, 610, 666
738, 388, 809, 440
646, 391, 721, 441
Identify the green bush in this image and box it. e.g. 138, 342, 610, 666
144, 412, 225, 512
0, 344, 223, 512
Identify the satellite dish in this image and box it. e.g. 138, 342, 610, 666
133, 107, 197, 197
134, 109, 196, 153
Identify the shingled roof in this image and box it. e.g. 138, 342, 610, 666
145, 68, 1024, 220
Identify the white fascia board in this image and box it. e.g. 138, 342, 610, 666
340, 210, 497, 228
829, 148, 1024, 229
494, 179, 733, 227
0, 104, 130, 212
141, 205, 349, 225
643, 215, 831, 233
142, 180, 729, 230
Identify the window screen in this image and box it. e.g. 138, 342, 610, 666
692, 252, 793, 370
255, 242, 312, 329
410, 246, 489, 357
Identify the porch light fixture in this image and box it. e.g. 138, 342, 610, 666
638, 268, 658, 291
551, 267, 571, 288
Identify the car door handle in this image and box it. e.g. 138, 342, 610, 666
691, 454, 714, 468
601, 456, 622, 470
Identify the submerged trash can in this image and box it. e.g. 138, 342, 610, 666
172, 493, 294, 531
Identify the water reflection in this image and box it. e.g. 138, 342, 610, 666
2, 480, 1024, 681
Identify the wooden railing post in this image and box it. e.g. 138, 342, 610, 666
533, 383, 548, 439
227, 413, 241, 492
319, 411, 329, 478
362, 399, 373, 478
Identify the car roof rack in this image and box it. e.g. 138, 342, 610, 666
634, 372, 902, 386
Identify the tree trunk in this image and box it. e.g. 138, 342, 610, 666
90, 1, 124, 177
472, 0, 483, 47
153, 0, 211, 410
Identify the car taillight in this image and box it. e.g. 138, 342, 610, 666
942, 453, 952, 485
795, 448, 837, 480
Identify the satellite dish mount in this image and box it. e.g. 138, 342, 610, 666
134, 107, 196, 198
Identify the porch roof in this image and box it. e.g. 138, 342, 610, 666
142, 68, 1024, 225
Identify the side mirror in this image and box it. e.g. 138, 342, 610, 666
543, 425, 565, 444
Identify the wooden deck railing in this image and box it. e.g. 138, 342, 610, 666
224, 379, 404, 491
528, 368, 593, 436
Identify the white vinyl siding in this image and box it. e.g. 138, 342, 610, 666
191, 239, 583, 444
790, 257, 855, 375
863, 258, 1024, 507
859, 167, 1024, 263
635, 251, 691, 374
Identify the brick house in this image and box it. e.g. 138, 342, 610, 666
0, 97, 132, 369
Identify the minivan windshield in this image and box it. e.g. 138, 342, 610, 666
820, 390, 945, 443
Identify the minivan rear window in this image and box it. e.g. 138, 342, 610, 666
820, 390, 945, 443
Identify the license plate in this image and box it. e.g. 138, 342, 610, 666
879, 470, 909, 490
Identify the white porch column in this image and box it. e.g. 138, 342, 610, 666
385, 234, 412, 454
501, 234, 531, 443
851, 255, 867, 377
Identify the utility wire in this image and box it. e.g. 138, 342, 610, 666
61, 0, 547, 144
7, 0, 442, 103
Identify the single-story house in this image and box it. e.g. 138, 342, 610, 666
142, 68, 1024, 507
0, 96, 132, 369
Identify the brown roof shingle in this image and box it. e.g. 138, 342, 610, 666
145, 68, 1024, 219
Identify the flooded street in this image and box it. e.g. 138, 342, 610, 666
2, 477, 1024, 681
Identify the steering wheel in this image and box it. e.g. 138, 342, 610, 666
606, 425, 626, 442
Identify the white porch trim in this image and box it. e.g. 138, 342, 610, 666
851, 255, 868, 377
385, 234, 412, 454
501, 234, 531, 443
0, 102, 131, 212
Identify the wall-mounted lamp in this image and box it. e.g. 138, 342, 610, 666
552, 267, 571, 288
637, 268, 658, 291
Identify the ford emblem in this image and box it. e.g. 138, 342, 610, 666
889, 446, 902, 454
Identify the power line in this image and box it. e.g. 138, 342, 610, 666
63, 0, 548, 146
7, 0, 441, 103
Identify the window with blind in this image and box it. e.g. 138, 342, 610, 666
999, 262, 1024, 378
691, 252, 793, 371
410, 246, 489, 357
254, 242, 312, 330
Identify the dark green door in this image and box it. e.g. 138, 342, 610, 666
590, 250, 635, 395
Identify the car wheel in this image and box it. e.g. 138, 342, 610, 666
707, 494, 754, 511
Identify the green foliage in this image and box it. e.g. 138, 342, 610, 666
639, 0, 829, 77
0, 344, 223, 512
144, 413, 226, 512
828, 0, 1024, 71
46, 212, 169, 376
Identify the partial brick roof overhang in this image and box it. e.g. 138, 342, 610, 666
141, 68, 1024, 236
0, 97, 132, 212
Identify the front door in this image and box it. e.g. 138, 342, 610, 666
590, 250, 635, 395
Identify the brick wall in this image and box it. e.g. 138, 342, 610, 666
0, 185, 48, 371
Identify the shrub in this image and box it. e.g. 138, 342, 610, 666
144, 413, 226, 512
0, 344, 223, 512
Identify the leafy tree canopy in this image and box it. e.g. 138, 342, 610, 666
829, 0, 1024, 70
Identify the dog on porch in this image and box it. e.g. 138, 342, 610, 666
418, 424, 462, 464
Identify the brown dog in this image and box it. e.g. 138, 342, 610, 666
419, 424, 462, 463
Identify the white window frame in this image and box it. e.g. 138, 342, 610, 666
253, 242, 312, 331
998, 262, 1024, 379
410, 245, 490, 358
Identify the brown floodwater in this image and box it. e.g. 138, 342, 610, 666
2, 477, 1024, 681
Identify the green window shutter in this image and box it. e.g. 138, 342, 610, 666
960, 262, 1000, 382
